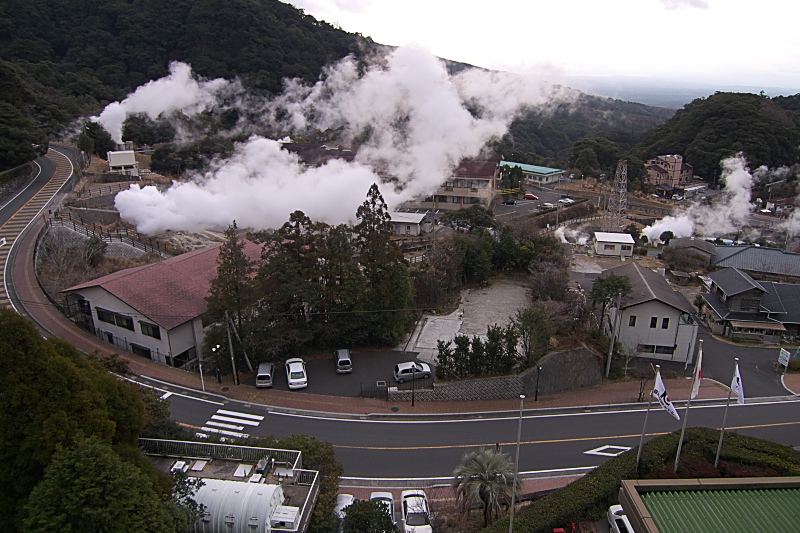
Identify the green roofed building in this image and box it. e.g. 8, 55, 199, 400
500, 160, 565, 186
619, 477, 800, 532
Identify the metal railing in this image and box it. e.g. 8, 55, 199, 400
139, 438, 303, 469
47, 215, 177, 257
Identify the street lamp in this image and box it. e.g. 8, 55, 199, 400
212, 345, 222, 383
534, 366, 542, 401
509, 394, 525, 533
411, 364, 417, 407
198, 357, 205, 392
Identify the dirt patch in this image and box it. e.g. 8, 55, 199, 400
458, 276, 531, 337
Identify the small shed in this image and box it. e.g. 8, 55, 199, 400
668, 270, 692, 286
390, 212, 430, 236
107, 150, 139, 176
193, 479, 284, 533
593, 232, 635, 258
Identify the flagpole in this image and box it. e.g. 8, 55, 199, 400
674, 342, 702, 473
715, 358, 739, 468
636, 365, 657, 471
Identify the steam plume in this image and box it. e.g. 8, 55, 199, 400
92, 62, 236, 144
113, 46, 569, 233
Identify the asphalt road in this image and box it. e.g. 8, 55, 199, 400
166, 392, 800, 479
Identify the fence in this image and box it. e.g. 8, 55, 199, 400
139, 438, 303, 469
47, 215, 178, 257
72, 179, 153, 197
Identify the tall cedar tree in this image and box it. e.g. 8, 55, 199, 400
206, 221, 255, 332
354, 184, 412, 345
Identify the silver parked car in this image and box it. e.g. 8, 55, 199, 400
285, 358, 308, 389
394, 362, 431, 383
255, 362, 275, 388
401, 490, 432, 533
335, 349, 353, 374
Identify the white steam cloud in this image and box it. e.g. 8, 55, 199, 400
660, 0, 708, 10
643, 154, 757, 241
556, 226, 590, 245
113, 46, 569, 233
92, 62, 236, 144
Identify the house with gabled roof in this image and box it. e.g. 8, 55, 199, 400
604, 263, 698, 363
711, 245, 800, 283
594, 232, 635, 258
63, 240, 262, 368
499, 160, 565, 186
699, 267, 800, 343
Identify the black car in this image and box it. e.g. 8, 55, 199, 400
503, 198, 516, 205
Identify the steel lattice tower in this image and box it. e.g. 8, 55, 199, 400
604, 159, 628, 231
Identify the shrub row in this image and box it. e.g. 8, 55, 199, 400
483, 427, 800, 533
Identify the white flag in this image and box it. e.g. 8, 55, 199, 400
690, 347, 703, 400
731, 363, 745, 404
652, 371, 680, 420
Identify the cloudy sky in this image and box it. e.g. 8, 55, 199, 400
288, 0, 800, 89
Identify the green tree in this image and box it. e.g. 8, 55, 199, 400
354, 184, 412, 345
589, 273, 633, 327
83, 121, 117, 157
342, 500, 395, 533
206, 221, 256, 332
659, 230, 675, 244
513, 303, 550, 366
452, 448, 519, 527
441, 205, 496, 232
22, 437, 188, 533
574, 147, 600, 174
623, 224, 641, 243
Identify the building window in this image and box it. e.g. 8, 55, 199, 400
140, 321, 161, 340
662, 317, 670, 329
650, 317, 658, 328
115, 314, 134, 331
655, 345, 676, 355
604, 244, 615, 250
130, 344, 152, 359
629, 316, 637, 327
96, 308, 115, 324
621, 245, 632, 251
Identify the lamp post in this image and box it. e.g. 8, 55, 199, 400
509, 394, 525, 533
411, 364, 417, 407
198, 358, 205, 392
534, 366, 542, 401
212, 345, 222, 383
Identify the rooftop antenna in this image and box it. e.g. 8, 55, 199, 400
604, 159, 628, 232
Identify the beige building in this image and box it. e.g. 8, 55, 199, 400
404, 154, 502, 211
594, 232, 635, 258
646, 155, 693, 187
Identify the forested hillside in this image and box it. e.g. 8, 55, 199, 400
635, 92, 800, 180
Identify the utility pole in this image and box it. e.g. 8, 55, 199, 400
225, 310, 240, 385
605, 292, 622, 378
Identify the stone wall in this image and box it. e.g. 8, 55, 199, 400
388, 346, 603, 402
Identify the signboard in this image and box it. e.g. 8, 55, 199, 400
778, 348, 790, 366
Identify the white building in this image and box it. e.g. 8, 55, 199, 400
107, 150, 139, 176
390, 212, 431, 236
593, 232, 635, 258
63, 240, 261, 368
500, 160, 566, 186
604, 263, 698, 363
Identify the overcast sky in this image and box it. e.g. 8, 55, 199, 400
288, 0, 800, 89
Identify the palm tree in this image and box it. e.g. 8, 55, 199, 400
451, 447, 519, 526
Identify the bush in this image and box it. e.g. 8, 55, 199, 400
481, 428, 800, 533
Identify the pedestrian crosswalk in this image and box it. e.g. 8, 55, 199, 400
196, 409, 264, 440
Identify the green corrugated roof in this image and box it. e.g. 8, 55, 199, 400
500, 160, 564, 176
642, 488, 800, 533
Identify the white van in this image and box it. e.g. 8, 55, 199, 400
255, 362, 275, 388
542, 202, 556, 209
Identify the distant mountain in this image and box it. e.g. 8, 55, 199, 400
567, 76, 800, 109
634, 92, 800, 180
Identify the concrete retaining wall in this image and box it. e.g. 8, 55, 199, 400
389, 346, 603, 402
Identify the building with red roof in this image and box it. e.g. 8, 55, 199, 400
63, 240, 261, 368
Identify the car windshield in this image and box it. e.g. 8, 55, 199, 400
406, 512, 429, 526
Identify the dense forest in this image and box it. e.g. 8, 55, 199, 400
2, 0, 799, 181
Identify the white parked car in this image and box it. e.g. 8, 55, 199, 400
394, 362, 431, 383
401, 490, 432, 533
370, 491, 396, 524
335, 494, 356, 519
607, 505, 634, 533
285, 358, 308, 389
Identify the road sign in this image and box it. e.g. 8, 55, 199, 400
778, 348, 790, 366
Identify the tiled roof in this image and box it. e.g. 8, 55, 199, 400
760, 281, 800, 324
606, 262, 694, 314
499, 160, 564, 176
281, 142, 358, 166
453, 155, 501, 179
64, 240, 262, 330
709, 267, 766, 296
669, 237, 717, 256
712, 245, 800, 277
